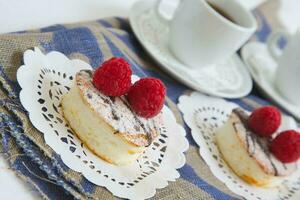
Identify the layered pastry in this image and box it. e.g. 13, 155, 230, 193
62, 57, 166, 166
62, 70, 163, 165
216, 108, 299, 187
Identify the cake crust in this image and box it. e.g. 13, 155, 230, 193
62, 108, 117, 164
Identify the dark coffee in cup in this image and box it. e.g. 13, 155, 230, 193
207, 1, 237, 24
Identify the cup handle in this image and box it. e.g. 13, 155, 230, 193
154, 0, 179, 25
267, 30, 290, 61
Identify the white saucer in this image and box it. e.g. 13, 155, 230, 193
241, 41, 300, 121
129, 0, 253, 98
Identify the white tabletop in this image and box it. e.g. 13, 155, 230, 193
0, 0, 139, 34
0, 156, 40, 199
0, 0, 265, 34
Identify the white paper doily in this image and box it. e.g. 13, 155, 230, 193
17, 47, 189, 200
178, 92, 300, 200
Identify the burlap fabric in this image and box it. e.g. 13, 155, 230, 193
0, 2, 294, 199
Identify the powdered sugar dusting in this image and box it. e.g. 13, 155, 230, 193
75, 70, 163, 146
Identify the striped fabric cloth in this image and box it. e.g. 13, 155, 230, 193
0, 2, 295, 200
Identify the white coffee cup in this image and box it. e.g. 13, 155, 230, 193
154, 0, 257, 69
267, 30, 300, 105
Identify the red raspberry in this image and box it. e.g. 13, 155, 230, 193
248, 106, 281, 137
127, 78, 166, 118
270, 130, 300, 163
92, 57, 132, 97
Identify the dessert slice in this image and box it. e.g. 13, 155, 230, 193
62, 70, 163, 165
216, 108, 298, 187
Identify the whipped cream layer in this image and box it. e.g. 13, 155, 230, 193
75, 70, 163, 147
233, 108, 298, 176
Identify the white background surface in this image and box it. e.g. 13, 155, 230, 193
0, 156, 40, 199
0, 0, 139, 34
0, 0, 298, 199
0, 0, 266, 34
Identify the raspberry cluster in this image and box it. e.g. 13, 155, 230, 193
248, 106, 300, 163
92, 57, 166, 118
